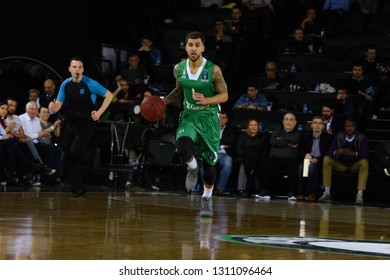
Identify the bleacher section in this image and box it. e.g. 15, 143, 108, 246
91, 1, 390, 203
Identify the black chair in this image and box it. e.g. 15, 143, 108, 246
142, 139, 177, 190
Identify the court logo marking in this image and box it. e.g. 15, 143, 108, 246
221, 235, 390, 258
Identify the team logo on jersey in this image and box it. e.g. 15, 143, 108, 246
201, 71, 208, 81
209, 151, 217, 163
181, 70, 186, 79
221, 235, 390, 258
80, 88, 85, 95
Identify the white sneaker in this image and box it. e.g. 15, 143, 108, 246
355, 192, 364, 205
371, 114, 378, 120
384, 168, 390, 177
318, 192, 331, 202
254, 194, 271, 201
185, 164, 200, 192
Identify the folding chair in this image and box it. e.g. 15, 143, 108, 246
108, 121, 133, 189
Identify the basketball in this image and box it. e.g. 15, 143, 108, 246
140, 95, 166, 122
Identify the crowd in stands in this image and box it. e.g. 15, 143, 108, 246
1, 0, 390, 203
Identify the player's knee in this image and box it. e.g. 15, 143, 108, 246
176, 137, 193, 162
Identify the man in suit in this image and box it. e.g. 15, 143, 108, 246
296, 116, 333, 201
321, 101, 344, 138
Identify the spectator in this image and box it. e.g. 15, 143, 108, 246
226, 6, 247, 74
120, 53, 149, 85
281, 26, 315, 55
343, 61, 376, 132
256, 112, 303, 201
110, 77, 137, 121
19, 101, 57, 177
296, 116, 333, 201
235, 118, 268, 197
207, 18, 233, 76
300, 7, 323, 36
335, 88, 357, 117
321, 101, 345, 137
41, 79, 57, 108
319, 117, 369, 205
258, 61, 287, 90
214, 111, 238, 195
28, 88, 41, 109
38, 106, 64, 185
233, 83, 268, 110
0, 101, 50, 187
137, 35, 162, 66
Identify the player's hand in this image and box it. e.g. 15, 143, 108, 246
193, 92, 208, 105
91, 110, 101, 121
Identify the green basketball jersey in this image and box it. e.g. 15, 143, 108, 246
176, 58, 219, 116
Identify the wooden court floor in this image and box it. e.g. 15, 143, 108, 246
1, 189, 390, 260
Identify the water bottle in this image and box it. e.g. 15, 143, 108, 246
315, 84, 320, 92
302, 103, 308, 113
290, 63, 296, 72
318, 45, 323, 55
321, 28, 326, 37
179, 41, 185, 49
258, 122, 263, 132
0, 181, 6, 192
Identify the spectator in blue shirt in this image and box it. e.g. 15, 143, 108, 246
233, 84, 267, 111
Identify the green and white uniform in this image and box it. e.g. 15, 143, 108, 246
176, 58, 220, 165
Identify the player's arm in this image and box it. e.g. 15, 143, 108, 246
195, 65, 228, 105
163, 65, 183, 105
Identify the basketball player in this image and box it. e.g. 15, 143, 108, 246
164, 31, 228, 217
49, 56, 113, 197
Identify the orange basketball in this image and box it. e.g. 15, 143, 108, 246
140, 95, 166, 122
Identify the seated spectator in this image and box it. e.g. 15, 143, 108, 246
4, 97, 54, 178
281, 26, 315, 55
335, 88, 357, 117
42, 79, 61, 123
110, 77, 137, 121
226, 6, 247, 75
296, 116, 333, 201
0, 101, 49, 187
39, 106, 64, 185
233, 83, 268, 110
319, 117, 369, 205
28, 88, 41, 109
137, 35, 162, 66
206, 18, 233, 76
358, 44, 390, 113
235, 118, 269, 197
300, 7, 324, 36
119, 53, 149, 85
343, 61, 376, 132
256, 112, 303, 201
214, 111, 238, 195
321, 101, 345, 138
258, 61, 287, 90
19, 102, 57, 177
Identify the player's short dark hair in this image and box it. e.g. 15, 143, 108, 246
185, 31, 205, 45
